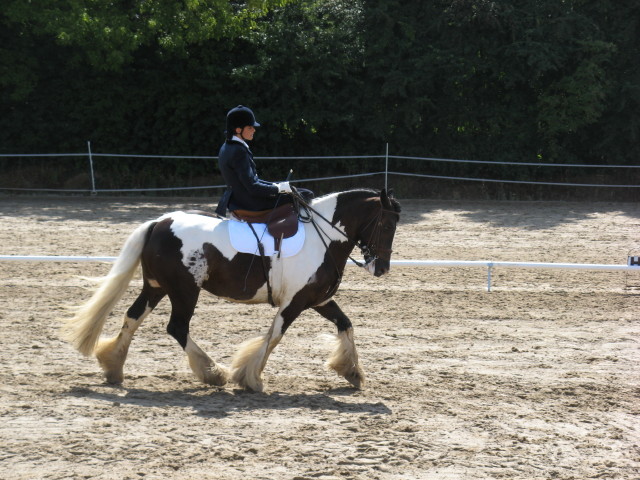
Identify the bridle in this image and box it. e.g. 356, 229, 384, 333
292, 189, 397, 269
350, 207, 398, 271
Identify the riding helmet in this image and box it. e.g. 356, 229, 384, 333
226, 105, 260, 136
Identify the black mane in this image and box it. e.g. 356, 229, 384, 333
335, 188, 401, 213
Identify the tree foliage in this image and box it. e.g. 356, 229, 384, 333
359, 0, 631, 165
2, 0, 293, 70
1, 0, 638, 195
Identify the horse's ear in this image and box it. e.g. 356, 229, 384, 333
380, 188, 392, 209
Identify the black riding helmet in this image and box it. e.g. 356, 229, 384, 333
226, 105, 260, 139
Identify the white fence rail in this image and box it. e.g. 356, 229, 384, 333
2, 255, 638, 291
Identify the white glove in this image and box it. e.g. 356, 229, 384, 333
276, 181, 292, 193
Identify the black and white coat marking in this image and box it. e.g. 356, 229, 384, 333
63, 189, 401, 392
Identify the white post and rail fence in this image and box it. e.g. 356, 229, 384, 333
1, 255, 638, 292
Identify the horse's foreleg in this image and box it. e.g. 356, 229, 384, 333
313, 300, 365, 389
231, 313, 284, 392
95, 287, 164, 384
231, 302, 301, 392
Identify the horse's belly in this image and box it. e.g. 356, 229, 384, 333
215, 293, 269, 305
201, 253, 272, 304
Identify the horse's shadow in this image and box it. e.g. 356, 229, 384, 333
65, 384, 392, 419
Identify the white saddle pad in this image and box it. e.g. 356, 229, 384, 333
228, 219, 305, 258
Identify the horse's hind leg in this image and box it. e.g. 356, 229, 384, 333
95, 286, 164, 384
313, 300, 365, 389
185, 335, 229, 386
165, 290, 229, 386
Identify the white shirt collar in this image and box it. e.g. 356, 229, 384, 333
232, 135, 251, 151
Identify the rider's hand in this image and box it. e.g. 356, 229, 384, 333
277, 181, 292, 194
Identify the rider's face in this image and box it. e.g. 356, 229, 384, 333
237, 125, 255, 141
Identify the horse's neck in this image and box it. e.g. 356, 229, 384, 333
311, 191, 373, 237
310, 192, 341, 222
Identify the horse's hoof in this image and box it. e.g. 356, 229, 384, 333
203, 364, 230, 386
233, 382, 263, 393
345, 371, 365, 389
230, 368, 264, 392
242, 379, 264, 393
104, 372, 124, 384
203, 375, 227, 387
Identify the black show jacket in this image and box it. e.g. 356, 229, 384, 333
217, 139, 279, 212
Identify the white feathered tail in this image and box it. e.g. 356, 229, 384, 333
62, 221, 154, 356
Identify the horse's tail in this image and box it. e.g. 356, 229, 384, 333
62, 220, 155, 356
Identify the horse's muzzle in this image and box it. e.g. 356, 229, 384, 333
364, 258, 390, 277
374, 259, 390, 277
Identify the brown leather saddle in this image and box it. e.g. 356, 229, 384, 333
232, 203, 299, 252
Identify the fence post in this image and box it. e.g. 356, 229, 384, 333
87, 141, 97, 195
487, 263, 494, 292
385, 143, 389, 191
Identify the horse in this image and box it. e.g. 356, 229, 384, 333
63, 188, 401, 392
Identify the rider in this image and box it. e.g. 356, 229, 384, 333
216, 105, 306, 216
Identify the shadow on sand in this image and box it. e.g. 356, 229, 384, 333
65, 383, 392, 419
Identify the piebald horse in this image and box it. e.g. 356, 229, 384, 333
63, 189, 401, 392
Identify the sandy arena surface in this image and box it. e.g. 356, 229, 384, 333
0, 195, 638, 480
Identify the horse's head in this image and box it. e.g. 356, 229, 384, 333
357, 189, 401, 277
312, 188, 401, 277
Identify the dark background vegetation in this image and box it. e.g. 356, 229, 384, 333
1, 0, 638, 200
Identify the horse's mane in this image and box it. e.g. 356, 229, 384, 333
313, 188, 401, 213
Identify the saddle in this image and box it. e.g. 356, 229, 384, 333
232, 203, 299, 252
